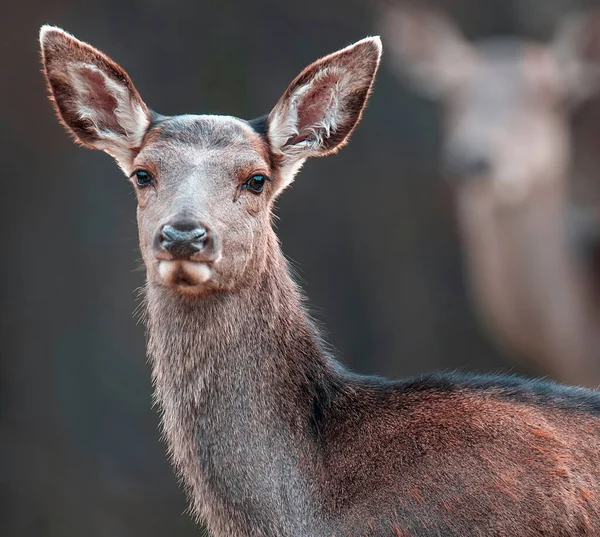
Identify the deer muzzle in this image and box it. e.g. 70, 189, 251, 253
154, 220, 220, 263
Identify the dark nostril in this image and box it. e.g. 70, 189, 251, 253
444, 150, 492, 180
159, 223, 209, 259
161, 224, 207, 244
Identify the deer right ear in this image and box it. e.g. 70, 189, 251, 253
267, 37, 382, 187
39, 26, 151, 173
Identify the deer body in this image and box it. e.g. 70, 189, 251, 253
40, 26, 600, 536
381, 10, 600, 386
148, 254, 600, 536
148, 246, 600, 537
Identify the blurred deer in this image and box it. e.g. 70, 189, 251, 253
381, 6, 600, 387
40, 25, 600, 536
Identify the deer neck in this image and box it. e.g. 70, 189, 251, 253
144, 238, 333, 534
454, 175, 598, 385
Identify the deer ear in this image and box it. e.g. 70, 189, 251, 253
267, 37, 382, 183
39, 26, 151, 172
379, 6, 478, 98
552, 11, 600, 104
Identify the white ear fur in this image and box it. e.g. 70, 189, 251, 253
67, 62, 150, 168
267, 36, 382, 189
268, 65, 357, 156
40, 25, 151, 172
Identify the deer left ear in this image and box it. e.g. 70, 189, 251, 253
267, 37, 382, 184
39, 25, 151, 172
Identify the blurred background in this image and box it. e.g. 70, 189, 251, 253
3, 0, 600, 535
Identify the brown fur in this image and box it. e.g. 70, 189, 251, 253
40, 25, 600, 537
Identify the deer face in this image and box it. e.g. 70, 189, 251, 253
442, 42, 569, 201
381, 7, 600, 203
130, 115, 275, 294
40, 27, 381, 295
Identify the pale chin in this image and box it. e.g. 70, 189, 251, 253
158, 260, 213, 293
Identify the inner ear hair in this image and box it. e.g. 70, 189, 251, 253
40, 25, 151, 170
267, 36, 382, 161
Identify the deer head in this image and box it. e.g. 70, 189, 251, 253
40, 26, 381, 296
380, 6, 600, 203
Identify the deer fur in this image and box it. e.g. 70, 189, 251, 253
40, 25, 600, 537
380, 6, 600, 387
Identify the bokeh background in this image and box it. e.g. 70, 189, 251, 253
2, 0, 600, 535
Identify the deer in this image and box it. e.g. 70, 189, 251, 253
39, 25, 600, 537
380, 6, 600, 388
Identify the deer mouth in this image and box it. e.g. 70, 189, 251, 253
158, 260, 213, 291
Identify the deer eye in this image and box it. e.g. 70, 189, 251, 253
131, 170, 154, 188
243, 174, 269, 194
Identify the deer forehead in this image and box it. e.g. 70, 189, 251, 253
136, 115, 272, 175
465, 40, 560, 104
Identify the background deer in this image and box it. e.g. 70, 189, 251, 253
40, 25, 600, 537
380, 5, 600, 387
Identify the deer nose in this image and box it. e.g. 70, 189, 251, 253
444, 149, 492, 181
157, 221, 210, 260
